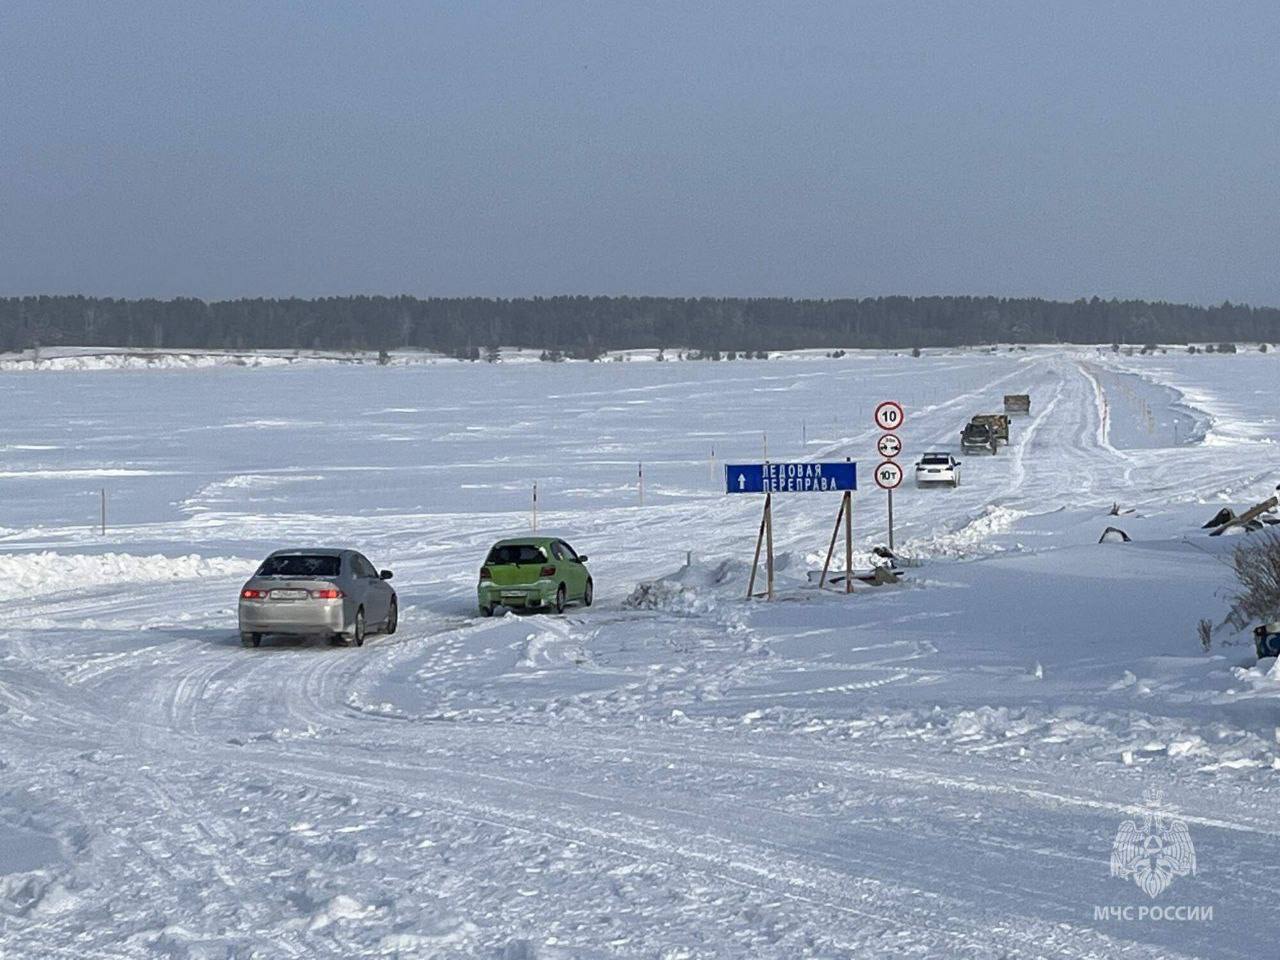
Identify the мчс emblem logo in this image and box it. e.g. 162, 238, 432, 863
1110, 786, 1196, 899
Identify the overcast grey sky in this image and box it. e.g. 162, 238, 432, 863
1, 2, 1276, 304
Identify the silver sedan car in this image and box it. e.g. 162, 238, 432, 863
238, 548, 397, 648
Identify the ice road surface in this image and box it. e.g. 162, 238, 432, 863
1, 347, 1278, 958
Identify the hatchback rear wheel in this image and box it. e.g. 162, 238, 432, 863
583, 578, 593, 607
554, 585, 566, 615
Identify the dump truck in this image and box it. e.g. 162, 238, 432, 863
960, 420, 998, 454
1004, 394, 1031, 414
970, 413, 1009, 445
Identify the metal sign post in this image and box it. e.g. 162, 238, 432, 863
888, 489, 895, 550
873, 402, 906, 552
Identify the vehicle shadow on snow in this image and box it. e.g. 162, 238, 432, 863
189, 628, 356, 652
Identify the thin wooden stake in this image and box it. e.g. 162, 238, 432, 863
844, 489, 853, 593
765, 493, 775, 600
747, 493, 769, 599
819, 493, 846, 590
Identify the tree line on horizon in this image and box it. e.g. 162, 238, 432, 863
2, 294, 1278, 357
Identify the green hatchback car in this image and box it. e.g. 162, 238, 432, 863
478, 537, 593, 616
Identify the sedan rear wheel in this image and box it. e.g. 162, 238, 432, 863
353, 608, 366, 647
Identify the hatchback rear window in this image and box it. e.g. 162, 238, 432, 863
257, 555, 341, 578
486, 544, 547, 565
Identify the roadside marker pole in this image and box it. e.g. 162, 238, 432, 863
100, 488, 106, 536
532, 482, 538, 532
638, 462, 644, 508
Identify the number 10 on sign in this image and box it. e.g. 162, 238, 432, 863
874, 401, 904, 431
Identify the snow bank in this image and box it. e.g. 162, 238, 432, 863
0, 552, 255, 600
909, 504, 1030, 558
624, 554, 774, 627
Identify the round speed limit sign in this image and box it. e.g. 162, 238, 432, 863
876, 433, 902, 458
874, 460, 904, 490
874, 400, 904, 431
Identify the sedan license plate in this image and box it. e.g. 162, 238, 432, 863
271, 589, 308, 600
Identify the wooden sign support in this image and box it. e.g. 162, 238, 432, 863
746, 493, 775, 600
1209, 493, 1280, 536
819, 489, 853, 592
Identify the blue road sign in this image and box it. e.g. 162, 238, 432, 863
725, 461, 857, 494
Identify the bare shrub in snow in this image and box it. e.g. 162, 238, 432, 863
1229, 532, 1280, 628
1198, 619, 1213, 653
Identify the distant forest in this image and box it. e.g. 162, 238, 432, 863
2, 295, 1279, 357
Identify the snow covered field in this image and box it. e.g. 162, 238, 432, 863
1, 347, 1278, 958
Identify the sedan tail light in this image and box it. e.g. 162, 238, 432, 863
479, 566, 491, 580
241, 588, 267, 599
540, 565, 556, 577
310, 588, 343, 600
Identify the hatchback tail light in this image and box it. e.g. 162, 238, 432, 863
540, 565, 556, 578
480, 566, 491, 580
310, 588, 343, 600
241, 588, 267, 599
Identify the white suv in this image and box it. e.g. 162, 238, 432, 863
915, 452, 960, 487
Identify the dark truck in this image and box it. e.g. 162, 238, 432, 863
1004, 394, 1031, 415
960, 420, 998, 454
970, 413, 1010, 444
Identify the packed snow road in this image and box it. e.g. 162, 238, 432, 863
1, 348, 1278, 958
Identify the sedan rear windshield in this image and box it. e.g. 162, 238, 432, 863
921, 455, 951, 464
486, 544, 547, 565
256, 555, 341, 578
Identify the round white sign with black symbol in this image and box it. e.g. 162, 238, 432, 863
877, 433, 902, 458
874, 460, 904, 490
874, 400, 905, 431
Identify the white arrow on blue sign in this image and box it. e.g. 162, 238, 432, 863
725, 462, 857, 494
